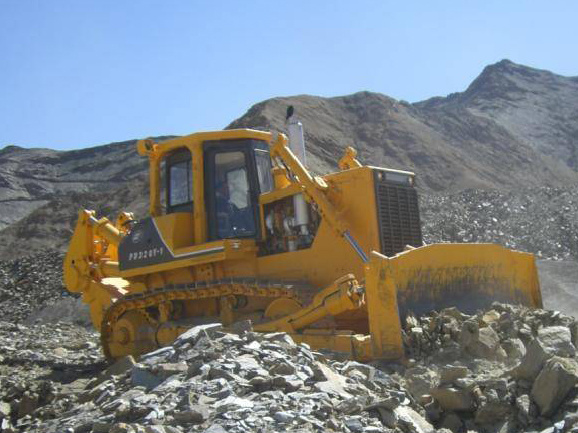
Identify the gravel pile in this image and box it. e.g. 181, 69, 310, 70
402, 303, 578, 432
0, 321, 104, 432
0, 322, 435, 433
0, 250, 72, 324
420, 186, 578, 260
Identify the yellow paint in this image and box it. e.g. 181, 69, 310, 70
64, 128, 542, 362
338, 146, 362, 171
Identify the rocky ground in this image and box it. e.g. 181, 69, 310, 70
0, 305, 577, 433
0, 255, 577, 433
0, 185, 578, 432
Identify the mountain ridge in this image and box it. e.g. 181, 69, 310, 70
1, 59, 577, 258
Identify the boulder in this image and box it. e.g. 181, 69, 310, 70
131, 365, 163, 390
213, 396, 254, 413
0, 401, 11, 418
501, 337, 526, 359
269, 362, 296, 376
460, 320, 503, 359
312, 363, 352, 398
155, 362, 188, 379
228, 319, 253, 335
537, 326, 576, 357
173, 405, 210, 424
17, 392, 38, 417
475, 401, 513, 426
172, 323, 223, 347
431, 386, 474, 411
370, 406, 397, 428
0, 419, 11, 432
273, 411, 295, 423
395, 406, 435, 433
404, 366, 438, 398
516, 394, 532, 425
531, 356, 578, 416
343, 417, 364, 433
512, 338, 553, 381
440, 365, 469, 384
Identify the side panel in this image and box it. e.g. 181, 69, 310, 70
118, 214, 195, 270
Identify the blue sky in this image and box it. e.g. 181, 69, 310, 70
1, 1, 577, 150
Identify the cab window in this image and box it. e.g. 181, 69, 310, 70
166, 149, 193, 213
255, 147, 274, 194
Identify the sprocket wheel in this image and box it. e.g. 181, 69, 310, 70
106, 310, 157, 359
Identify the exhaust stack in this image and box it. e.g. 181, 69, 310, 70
286, 106, 307, 164
286, 106, 310, 239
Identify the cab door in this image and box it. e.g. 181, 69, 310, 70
204, 139, 272, 241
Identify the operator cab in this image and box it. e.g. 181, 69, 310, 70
119, 135, 274, 271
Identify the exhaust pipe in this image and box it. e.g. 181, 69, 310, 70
286, 106, 307, 164
286, 106, 310, 238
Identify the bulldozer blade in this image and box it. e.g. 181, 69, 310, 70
364, 243, 542, 360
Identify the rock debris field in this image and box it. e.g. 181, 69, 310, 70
421, 186, 578, 261
2, 186, 578, 432
0, 251, 85, 326
1, 299, 578, 432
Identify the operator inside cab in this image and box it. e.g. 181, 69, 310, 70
214, 175, 255, 238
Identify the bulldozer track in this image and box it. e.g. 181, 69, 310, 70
100, 278, 316, 359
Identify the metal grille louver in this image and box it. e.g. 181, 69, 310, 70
374, 170, 423, 257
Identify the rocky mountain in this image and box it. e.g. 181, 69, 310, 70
0, 139, 145, 229
1, 60, 578, 259
228, 60, 578, 191
0, 138, 167, 257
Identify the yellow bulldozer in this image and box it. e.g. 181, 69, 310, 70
64, 108, 542, 362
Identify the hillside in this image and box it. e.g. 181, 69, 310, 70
1, 60, 578, 259
0, 139, 143, 231
228, 60, 578, 191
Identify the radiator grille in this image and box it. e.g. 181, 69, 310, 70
374, 170, 423, 257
